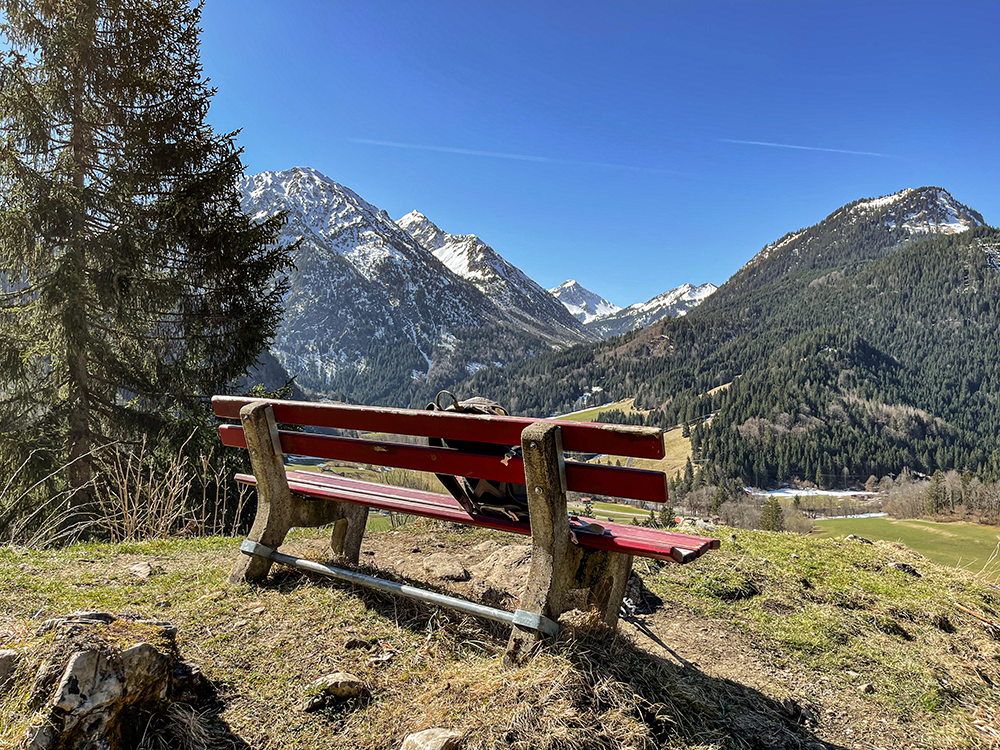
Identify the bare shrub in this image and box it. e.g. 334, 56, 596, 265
684, 486, 716, 516
883, 481, 927, 519
784, 510, 815, 535
0, 449, 106, 547
718, 500, 761, 530
93, 434, 249, 542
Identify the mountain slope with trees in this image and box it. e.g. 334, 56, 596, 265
459, 188, 1000, 485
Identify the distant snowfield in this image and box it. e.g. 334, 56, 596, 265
748, 487, 873, 499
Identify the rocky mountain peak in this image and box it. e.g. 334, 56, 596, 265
850, 186, 985, 235
732, 186, 986, 295
582, 282, 717, 338
397, 211, 595, 344
396, 210, 449, 251
549, 280, 622, 324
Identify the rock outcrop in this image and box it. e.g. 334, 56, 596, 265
9, 611, 205, 750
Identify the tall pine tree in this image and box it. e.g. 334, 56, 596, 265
0, 0, 292, 511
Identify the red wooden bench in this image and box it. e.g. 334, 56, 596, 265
213, 396, 718, 657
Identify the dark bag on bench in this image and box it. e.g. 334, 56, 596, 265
426, 391, 530, 523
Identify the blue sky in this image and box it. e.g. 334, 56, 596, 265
201, 1, 999, 306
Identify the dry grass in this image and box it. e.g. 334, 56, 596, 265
651, 527, 1000, 748
138, 703, 213, 750
627, 426, 692, 478
0, 526, 866, 750
6, 521, 1000, 748
94, 437, 250, 542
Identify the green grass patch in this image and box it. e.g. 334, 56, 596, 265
557, 398, 639, 422
1, 527, 874, 750
647, 525, 1000, 745
813, 517, 1000, 582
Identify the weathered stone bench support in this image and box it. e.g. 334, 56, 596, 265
569, 547, 634, 628
506, 422, 635, 659
229, 402, 367, 584
232, 402, 636, 648
507, 421, 574, 660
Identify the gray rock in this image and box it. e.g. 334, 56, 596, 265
20, 612, 180, 750
470, 545, 532, 596
471, 540, 501, 554
400, 727, 465, 750
308, 671, 365, 698
422, 553, 469, 581
120, 643, 171, 701
888, 562, 921, 577
129, 561, 156, 579
37, 611, 116, 636
845, 534, 873, 545
0, 649, 19, 694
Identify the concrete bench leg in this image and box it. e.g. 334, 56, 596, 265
506, 422, 573, 662
229, 402, 295, 584
571, 549, 634, 627
330, 502, 368, 564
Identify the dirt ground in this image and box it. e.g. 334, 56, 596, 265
281, 525, 927, 750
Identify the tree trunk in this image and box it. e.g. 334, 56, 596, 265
65, 52, 94, 526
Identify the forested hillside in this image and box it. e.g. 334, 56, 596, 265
459, 189, 1000, 485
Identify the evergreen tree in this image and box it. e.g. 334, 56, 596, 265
0, 0, 292, 510
711, 484, 725, 515
760, 497, 785, 531
926, 470, 945, 515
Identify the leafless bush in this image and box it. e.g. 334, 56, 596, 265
718, 500, 761, 530
883, 481, 927, 519
388, 512, 413, 528
784, 510, 815, 534
684, 486, 716, 516
93, 434, 249, 543
0, 450, 102, 548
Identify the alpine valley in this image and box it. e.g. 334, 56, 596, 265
458, 187, 1000, 485
239, 167, 712, 406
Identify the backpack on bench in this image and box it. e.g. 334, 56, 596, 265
426, 390, 530, 523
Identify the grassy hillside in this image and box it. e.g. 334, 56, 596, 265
2, 524, 999, 748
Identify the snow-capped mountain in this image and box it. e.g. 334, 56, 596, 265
585, 283, 718, 338
732, 187, 985, 295
549, 280, 622, 324
240, 167, 552, 403
397, 212, 595, 344
856, 187, 983, 234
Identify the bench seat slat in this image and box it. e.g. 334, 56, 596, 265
212, 396, 665, 459
233, 470, 716, 564
219, 425, 669, 505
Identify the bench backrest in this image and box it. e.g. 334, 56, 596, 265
212, 396, 669, 505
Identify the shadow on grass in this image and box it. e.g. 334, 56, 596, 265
262, 565, 846, 750
559, 621, 845, 750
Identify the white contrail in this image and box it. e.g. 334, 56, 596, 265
348, 138, 682, 175
720, 139, 889, 157
349, 138, 554, 163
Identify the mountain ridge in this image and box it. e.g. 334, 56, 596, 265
240, 167, 548, 404
586, 282, 718, 338
549, 280, 622, 324
396, 211, 595, 345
